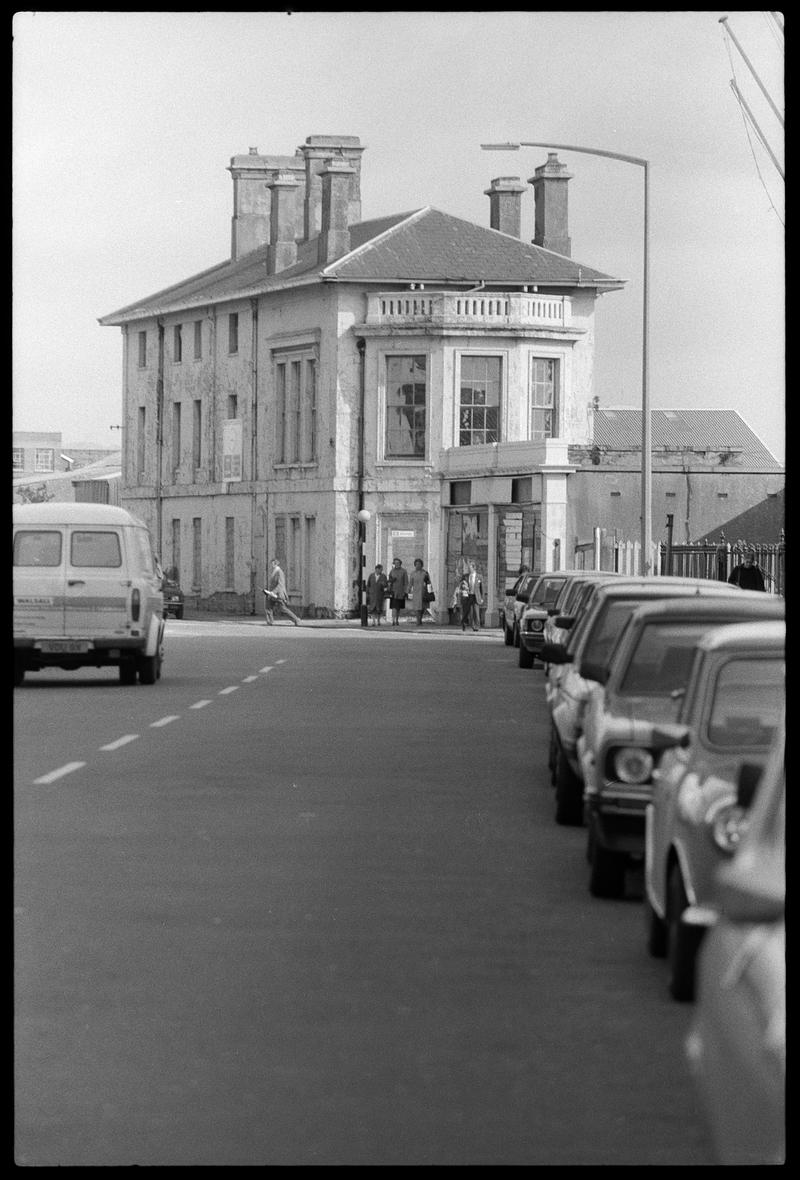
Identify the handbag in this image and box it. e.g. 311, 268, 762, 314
423, 588, 436, 603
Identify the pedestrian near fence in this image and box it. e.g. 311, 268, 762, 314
727, 548, 766, 591
366, 564, 389, 626
263, 558, 301, 625
387, 557, 409, 626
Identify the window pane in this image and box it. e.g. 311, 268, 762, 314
14, 531, 62, 567
459, 356, 501, 446
386, 355, 426, 457
530, 358, 557, 439
70, 531, 122, 568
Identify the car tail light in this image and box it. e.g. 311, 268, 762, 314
612, 747, 654, 784
131, 588, 141, 622
706, 798, 749, 853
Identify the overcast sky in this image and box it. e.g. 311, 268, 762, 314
13, 10, 784, 461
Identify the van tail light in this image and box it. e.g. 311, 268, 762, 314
131, 588, 141, 621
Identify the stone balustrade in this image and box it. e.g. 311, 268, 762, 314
365, 290, 571, 329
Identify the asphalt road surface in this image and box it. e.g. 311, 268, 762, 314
14, 618, 716, 1165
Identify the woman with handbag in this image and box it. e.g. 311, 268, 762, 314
408, 558, 435, 626
387, 557, 409, 627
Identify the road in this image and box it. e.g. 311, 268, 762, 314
14, 619, 715, 1165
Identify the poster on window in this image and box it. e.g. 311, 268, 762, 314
222, 419, 242, 481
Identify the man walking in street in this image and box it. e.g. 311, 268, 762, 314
464, 561, 484, 632
727, 548, 767, 592
263, 558, 301, 625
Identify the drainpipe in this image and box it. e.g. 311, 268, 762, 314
155, 318, 165, 560
356, 337, 368, 626
250, 297, 259, 615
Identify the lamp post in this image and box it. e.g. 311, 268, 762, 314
357, 508, 371, 626
481, 140, 652, 574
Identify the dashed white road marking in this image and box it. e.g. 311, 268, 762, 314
150, 715, 180, 728
189, 699, 212, 709
242, 675, 258, 683
275, 659, 287, 665
259, 666, 274, 674
218, 686, 238, 695
99, 734, 140, 751
33, 762, 86, 785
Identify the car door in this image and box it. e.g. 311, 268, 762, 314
13, 525, 67, 638
63, 525, 130, 638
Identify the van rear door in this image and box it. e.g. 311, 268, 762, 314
64, 526, 130, 638
13, 526, 66, 637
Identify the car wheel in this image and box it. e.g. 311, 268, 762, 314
14, 658, 25, 687
548, 725, 558, 776
645, 896, 668, 958
667, 867, 700, 1001
588, 836, 627, 899
518, 643, 534, 669
504, 619, 513, 646
513, 622, 520, 648
554, 746, 584, 826
137, 654, 158, 685
119, 660, 137, 685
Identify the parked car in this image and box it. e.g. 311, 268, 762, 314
543, 571, 624, 651
540, 576, 748, 827
162, 574, 185, 619
517, 572, 571, 668
500, 570, 538, 646
644, 619, 784, 999
577, 598, 784, 900
13, 502, 165, 686
686, 717, 785, 1164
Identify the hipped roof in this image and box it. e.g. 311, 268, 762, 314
99, 207, 622, 325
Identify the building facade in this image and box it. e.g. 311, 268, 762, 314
101, 135, 624, 618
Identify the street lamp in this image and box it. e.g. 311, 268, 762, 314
357, 508, 371, 627
481, 140, 652, 574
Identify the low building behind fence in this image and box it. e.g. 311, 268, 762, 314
573, 527, 785, 596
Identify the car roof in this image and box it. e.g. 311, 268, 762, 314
13, 502, 147, 528
695, 618, 785, 653
625, 595, 785, 624
591, 577, 746, 602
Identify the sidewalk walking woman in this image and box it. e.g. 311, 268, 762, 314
387, 557, 409, 627
263, 558, 301, 625
408, 558, 430, 626
366, 563, 389, 626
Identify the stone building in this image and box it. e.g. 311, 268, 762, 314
100, 134, 626, 618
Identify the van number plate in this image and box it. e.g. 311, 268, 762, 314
39, 641, 91, 654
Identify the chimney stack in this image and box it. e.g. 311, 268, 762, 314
529, 152, 573, 257
266, 171, 299, 275
484, 176, 527, 237
318, 161, 355, 265
228, 146, 305, 261
300, 135, 364, 241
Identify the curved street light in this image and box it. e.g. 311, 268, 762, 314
481, 140, 652, 574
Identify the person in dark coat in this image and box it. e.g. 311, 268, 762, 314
727, 549, 766, 591
366, 563, 389, 626
387, 557, 409, 626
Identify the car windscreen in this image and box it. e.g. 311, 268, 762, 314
13, 530, 63, 567
706, 657, 785, 749
70, 530, 122, 568
579, 599, 641, 664
531, 576, 566, 608
618, 622, 713, 696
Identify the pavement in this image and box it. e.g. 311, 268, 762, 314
181, 610, 497, 635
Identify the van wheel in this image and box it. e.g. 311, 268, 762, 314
504, 619, 513, 646
137, 654, 158, 685
119, 660, 137, 685
14, 659, 25, 686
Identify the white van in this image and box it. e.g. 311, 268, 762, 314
13, 503, 165, 686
